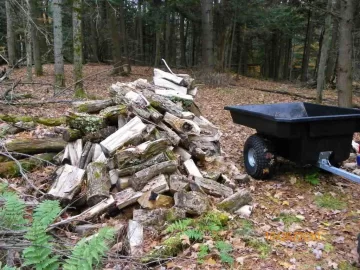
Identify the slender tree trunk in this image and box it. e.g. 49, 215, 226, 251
179, 15, 187, 67
25, 10, 33, 82
154, 29, 161, 67
53, 0, 65, 87
227, 20, 236, 71
73, 0, 85, 97
316, 0, 333, 104
201, 0, 214, 70
108, 3, 124, 75
137, 0, 144, 63
5, 0, 16, 67
314, 29, 324, 78
237, 25, 244, 77
120, 0, 131, 73
337, 0, 354, 108
283, 38, 292, 80
29, 0, 42, 76
301, 10, 313, 82
89, 12, 99, 62
165, 0, 171, 63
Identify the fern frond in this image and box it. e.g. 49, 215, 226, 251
63, 227, 116, 270
184, 229, 203, 241
166, 219, 192, 233
32, 200, 61, 227
0, 190, 27, 230
215, 241, 234, 264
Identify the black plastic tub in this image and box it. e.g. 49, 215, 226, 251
225, 102, 360, 165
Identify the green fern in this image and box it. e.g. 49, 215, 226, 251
184, 229, 203, 241
23, 200, 61, 270
63, 227, 116, 270
166, 219, 193, 233
215, 241, 234, 264
197, 244, 209, 263
0, 192, 27, 230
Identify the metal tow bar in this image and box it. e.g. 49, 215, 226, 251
316, 151, 360, 184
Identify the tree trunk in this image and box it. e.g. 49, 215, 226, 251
337, 0, 354, 108
283, 38, 292, 80
86, 162, 111, 206
180, 15, 187, 67
29, 0, 42, 76
108, 2, 124, 75
316, 0, 333, 104
154, 29, 161, 67
314, 28, 324, 78
227, 20, 236, 71
137, 0, 144, 63
165, 0, 171, 63
301, 9, 313, 82
5, 137, 66, 154
120, 0, 131, 73
53, 0, 65, 87
201, 0, 214, 70
89, 13, 99, 62
25, 15, 33, 82
73, 0, 85, 97
5, 0, 16, 67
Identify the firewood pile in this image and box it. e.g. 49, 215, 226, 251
45, 69, 252, 255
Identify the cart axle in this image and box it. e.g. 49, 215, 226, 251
317, 152, 360, 184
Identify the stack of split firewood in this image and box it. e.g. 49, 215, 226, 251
47, 69, 252, 253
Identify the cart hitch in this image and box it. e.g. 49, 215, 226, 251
317, 151, 360, 184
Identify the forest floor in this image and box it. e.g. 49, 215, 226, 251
1, 64, 360, 270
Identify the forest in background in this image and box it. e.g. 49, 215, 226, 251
0, 0, 359, 105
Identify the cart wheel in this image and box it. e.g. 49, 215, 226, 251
244, 134, 275, 180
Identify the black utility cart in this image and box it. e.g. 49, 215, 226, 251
225, 102, 360, 183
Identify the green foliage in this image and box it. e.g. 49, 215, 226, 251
184, 229, 203, 241
63, 227, 115, 270
215, 241, 234, 264
23, 200, 61, 270
235, 219, 254, 237
0, 264, 18, 270
304, 172, 320, 185
197, 244, 209, 263
315, 194, 347, 210
247, 238, 271, 259
165, 218, 193, 233
273, 213, 302, 228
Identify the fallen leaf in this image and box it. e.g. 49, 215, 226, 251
204, 258, 216, 265
166, 262, 175, 269
282, 200, 289, 206
290, 176, 297, 184
181, 234, 190, 245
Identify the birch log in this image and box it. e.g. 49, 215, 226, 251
86, 162, 111, 206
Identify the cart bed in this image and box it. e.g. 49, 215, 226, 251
225, 102, 360, 165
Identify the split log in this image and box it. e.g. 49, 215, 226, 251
141, 90, 183, 118
129, 160, 178, 191
78, 141, 93, 169
188, 140, 221, 160
153, 77, 188, 94
74, 223, 106, 236
183, 159, 202, 177
0, 153, 56, 178
92, 144, 103, 161
62, 128, 82, 142
141, 174, 169, 193
53, 150, 65, 165
114, 188, 143, 209
174, 191, 210, 215
116, 176, 130, 190
155, 89, 193, 101
193, 177, 233, 197
181, 112, 195, 120
169, 175, 190, 193
68, 139, 82, 167
174, 147, 191, 161
62, 144, 70, 164
83, 144, 95, 169
47, 164, 85, 202
148, 106, 163, 123
154, 68, 185, 85
4, 137, 66, 154
86, 162, 111, 206
72, 99, 114, 113
99, 105, 127, 123
117, 152, 168, 177
118, 115, 127, 128
66, 112, 106, 133
95, 153, 107, 163
157, 122, 181, 146
127, 220, 143, 256
115, 138, 170, 169
188, 87, 198, 96
192, 116, 222, 142
188, 102, 202, 117
100, 116, 147, 156
109, 169, 119, 185
129, 104, 151, 120
82, 126, 117, 143
125, 91, 149, 107
217, 189, 252, 213
163, 112, 200, 136
176, 74, 195, 89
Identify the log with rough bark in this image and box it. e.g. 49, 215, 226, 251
154, 89, 193, 101
129, 160, 178, 191
0, 114, 66, 126
115, 188, 143, 209
217, 189, 252, 213
47, 164, 85, 202
117, 152, 168, 177
86, 162, 111, 206
140, 174, 169, 193
176, 74, 195, 89
66, 112, 106, 133
188, 140, 221, 160
157, 122, 181, 146
129, 104, 151, 120
0, 122, 22, 136
193, 177, 233, 197
78, 141, 93, 169
82, 126, 117, 143
154, 68, 185, 85
68, 139, 82, 167
62, 128, 82, 142
72, 99, 114, 113
174, 147, 191, 161
100, 116, 147, 156
125, 91, 150, 107
3, 137, 66, 154
0, 153, 56, 178
99, 105, 128, 123
115, 138, 170, 168
163, 112, 200, 136
148, 106, 163, 123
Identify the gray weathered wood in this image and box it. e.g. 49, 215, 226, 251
68, 139, 82, 167
66, 112, 106, 134
78, 141, 92, 169
183, 159, 202, 177
217, 189, 252, 213
114, 188, 143, 209
72, 99, 114, 113
154, 68, 185, 85
157, 122, 181, 146
163, 112, 200, 136
86, 162, 111, 206
127, 220, 143, 256
194, 177, 233, 197
169, 175, 190, 193
141, 174, 169, 193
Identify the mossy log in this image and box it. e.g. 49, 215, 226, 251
0, 122, 22, 137
72, 99, 114, 113
62, 128, 82, 142
148, 106, 163, 123
217, 189, 252, 213
4, 137, 66, 154
0, 114, 66, 126
0, 153, 56, 178
66, 112, 106, 133
82, 126, 117, 143
163, 112, 200, 136
99, 105, 128, 123
86, 162, 111, 206
115, 138, 171, 169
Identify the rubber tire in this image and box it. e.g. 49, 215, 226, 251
244, 134, 276, 180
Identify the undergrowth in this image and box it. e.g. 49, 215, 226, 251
315, 193, 347, 210
0, 183, 115, 269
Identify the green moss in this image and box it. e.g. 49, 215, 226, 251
94, 171, 101, 179
165, 150, 176, 161
75, 88, 87, 98
77, 104, 89, 113
246, 238, 271, 259
315, 194, 347, 210
55, 74, 65, 88
217, 200, 237, 212
36, 117, 66, 126
150, 100, 161, 108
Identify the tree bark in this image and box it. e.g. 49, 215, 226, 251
316, 0, 333, 104
53, 0, 65, 87
5, 137, 66, 154
137, 0, 144, 62
180, 14, 187, 67
5, 0, 16, 67
108, 2, 124, 75
25, 2, 33, 82
301, 9, 313, 82
119, 0, 131, 73
283, 38, 292, 80
86, 162, 111, 206
29, 0, 43, 76
73, 0, 85, 97
201, 0, 214, 70
337, 0, 354, 108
